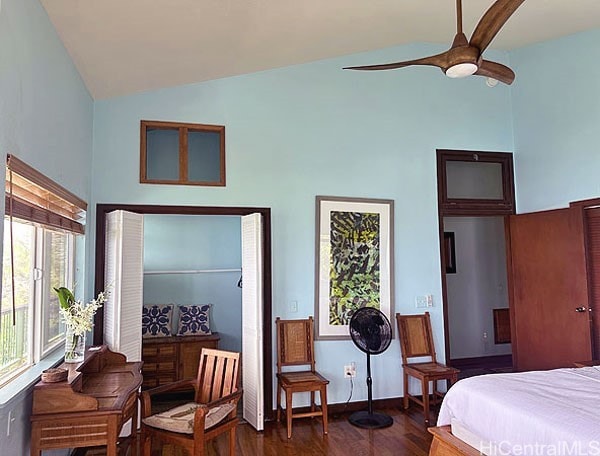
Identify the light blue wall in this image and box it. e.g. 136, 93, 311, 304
143, 215, 242, 352
3, 0, 599, 445
0, 0, 93, 454
0, 0, 92, 199
510, 29, 600, 213
91, 43, 514, 405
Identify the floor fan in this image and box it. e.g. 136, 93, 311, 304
348, 307, 394, 429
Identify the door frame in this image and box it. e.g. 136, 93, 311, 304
93, 203, 273, 420
571, 197, 600, 360
436, 149, 516, 365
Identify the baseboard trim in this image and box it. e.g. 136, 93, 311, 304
272, 396, 405, 418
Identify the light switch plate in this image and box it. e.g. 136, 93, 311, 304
415, 296, 428, 308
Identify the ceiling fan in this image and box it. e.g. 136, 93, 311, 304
344, 0, 526, 85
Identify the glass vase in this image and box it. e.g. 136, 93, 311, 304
64, 327, 86, 363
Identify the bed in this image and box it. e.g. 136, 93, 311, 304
428, 366, 600, 456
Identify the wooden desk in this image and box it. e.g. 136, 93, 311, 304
30, 346, 142, 456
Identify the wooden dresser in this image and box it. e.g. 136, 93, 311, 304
30, 346, 142, 456
141, 333, 220, 388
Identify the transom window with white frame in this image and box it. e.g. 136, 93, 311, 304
0, 154, 86, 387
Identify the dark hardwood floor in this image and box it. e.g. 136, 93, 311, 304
79, 406, 434, 455
232, 407, 432, 456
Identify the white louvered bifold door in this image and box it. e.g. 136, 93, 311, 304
241, 213, 264, 431
104, 210, 144, 362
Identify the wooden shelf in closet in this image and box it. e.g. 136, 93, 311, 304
141, 333, 220, 389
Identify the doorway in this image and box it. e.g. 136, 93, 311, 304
443, 216, 512, 371
93, 204, 273, 421
436, 149, 516, 371
143, 214, 243, 353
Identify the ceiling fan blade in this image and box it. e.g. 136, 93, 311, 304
470, 0, 526, 54
344, 52, 449, 71
475, 60, 515, 85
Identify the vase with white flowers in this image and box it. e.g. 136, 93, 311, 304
54, 287, 107, 363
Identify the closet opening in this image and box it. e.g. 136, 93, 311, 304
436, 149, 516, 375
93, 204, 273, 424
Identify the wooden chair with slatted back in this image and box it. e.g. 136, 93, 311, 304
140, 348, 242, 456
276, 316, 329, 439
396, 312, 460, 425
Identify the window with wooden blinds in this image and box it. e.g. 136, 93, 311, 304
6, 154, 86, 234
585, 207, 600, 359
1, 155, 82, 384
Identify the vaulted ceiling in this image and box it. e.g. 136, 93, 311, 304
40, 0, 600, 99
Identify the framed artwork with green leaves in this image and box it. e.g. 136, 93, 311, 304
314, 196, 395, 340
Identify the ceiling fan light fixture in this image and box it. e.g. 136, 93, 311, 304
486, 77, 499, 87
343, 0, 524, 86
445, 62, 478, 79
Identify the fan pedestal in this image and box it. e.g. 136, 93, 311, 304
349, 410, 393, 429
348, 351, 393, 429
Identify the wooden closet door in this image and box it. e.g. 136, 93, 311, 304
508, 206, 592, 371
585, 207, 600, 359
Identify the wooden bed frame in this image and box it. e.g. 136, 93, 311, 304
428, 426, 480, 456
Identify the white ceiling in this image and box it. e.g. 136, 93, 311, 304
40, 0, 600, 100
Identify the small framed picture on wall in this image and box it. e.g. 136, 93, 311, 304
444, 232, 456, 274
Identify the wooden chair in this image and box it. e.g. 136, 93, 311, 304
396, 312, 459, 425
276, 316, 329, 439
140, 348, 242, 456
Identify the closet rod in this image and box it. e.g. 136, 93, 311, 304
144, 268, 241, 275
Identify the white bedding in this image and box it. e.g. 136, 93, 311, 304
437, 366, 600, 455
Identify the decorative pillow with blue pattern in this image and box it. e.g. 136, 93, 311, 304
177, 304, 211, 336
142, 304, 174, 338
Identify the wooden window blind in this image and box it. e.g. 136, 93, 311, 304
5, 154, 87, 234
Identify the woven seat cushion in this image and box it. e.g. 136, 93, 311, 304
143, 401, 236, 434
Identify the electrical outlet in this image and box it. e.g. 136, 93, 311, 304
290, 300, 298, 313
343, 362, 356, 378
